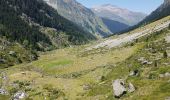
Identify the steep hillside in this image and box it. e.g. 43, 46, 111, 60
101, 17, 129, 33
0, 0, 95, 67
92, 4, 147, 26
44, 0, 112, 37
123, 0, 170, 34
140, 0, 170, 24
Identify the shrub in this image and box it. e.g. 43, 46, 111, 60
163, 51, 168, 58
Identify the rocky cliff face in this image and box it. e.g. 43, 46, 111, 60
44, 0, 112, 38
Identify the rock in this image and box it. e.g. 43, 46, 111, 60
0, 88, 8, 95
0, 59, 6, 64
165, 72, 170, 77
138, 57, 145, 62
159, 74, 165, 78
9, 51, 16, 57
138, 57, 152, 65
112, 79, 127, 98
165, 97, 170, 100
129, 70, 139, 76
128, 83, 135, 93
83, 84, 91, 90
159, 72, 170, 78
97, 76, 105, 81
13, 91, 26, 100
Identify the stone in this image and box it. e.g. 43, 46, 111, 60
128, 83, 135, 93
112, 79, 127, 98
13, 91, 26, 100
165, 72, 170, 77
159, 72, 170, 78
129, 70, 139, 76
83, 84, 91, 90
0, 59, 6, 64
0, 88, 8, 95
9, 51, 16, 57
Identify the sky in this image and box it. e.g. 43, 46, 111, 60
77, 0, 164, 14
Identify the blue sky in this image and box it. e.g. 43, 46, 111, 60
77, 0, 164, 14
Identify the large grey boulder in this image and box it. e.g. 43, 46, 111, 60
112, 79, 127, 98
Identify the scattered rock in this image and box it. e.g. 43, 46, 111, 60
138, 57, 145, 62
128, 83, 135, 93
129, 70, 139, 76
138, 57, 152, 65
83, 84, 91, 90
9, 51, 16, 56
13, 91, 27, 100
0, 59, 6, 64
0, 88, 8, 95
112, 79, 127, 98
159, 72, 170, 78
165, 96, 170, 100
165, 72, 170, 77
97, 76, 105, 82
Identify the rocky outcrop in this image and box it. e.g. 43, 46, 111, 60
112, 79, 127, 98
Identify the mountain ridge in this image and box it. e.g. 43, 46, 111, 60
91, 4, 147, 26
45, 0, 112, 37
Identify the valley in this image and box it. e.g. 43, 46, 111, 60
0, 0, 170, 100
0, 15, 170, 99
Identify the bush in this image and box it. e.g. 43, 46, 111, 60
163, 51, 168, 58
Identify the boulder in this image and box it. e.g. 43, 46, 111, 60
128, 83, 135, 93
112, 79, 127, 98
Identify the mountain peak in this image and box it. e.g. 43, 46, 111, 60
92, 5, 147, 26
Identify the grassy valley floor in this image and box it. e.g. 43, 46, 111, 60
1, 17, 170, 100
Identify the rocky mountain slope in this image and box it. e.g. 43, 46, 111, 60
141, 0, 170, 24
92, 4, 147, 26
44, 0, 112, 37
0, 0, 96, 67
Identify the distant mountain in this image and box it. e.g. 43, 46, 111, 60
140, 0, 170, 24
92, 4, 147, 26
101, 17, 129, 33
44, 0, 112, 37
